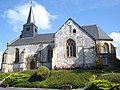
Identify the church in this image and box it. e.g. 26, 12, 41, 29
1, 5, 117, 72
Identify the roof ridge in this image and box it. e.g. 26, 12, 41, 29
96, 25, 112, 40
95, 25, 100, 39
82, 24, 97, 27
37, 33, 55, 35
7, 36, 20, 45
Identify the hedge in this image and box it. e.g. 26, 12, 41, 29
97, 73, 120, 83
4, 73, 30, 86
34, 66, 50, 81
0, 73, 10, 81
87, 80, 114, 90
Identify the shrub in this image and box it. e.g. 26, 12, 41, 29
0, 73, 10, 81
20, 69, 37, 75
87, 80, 114, 90
14, 70, 95, 89
97, 73, 120, 83
4, 73, 30, 86
110, 84, 120, 90
95, 59, 103, 69
33, 66, 50, 81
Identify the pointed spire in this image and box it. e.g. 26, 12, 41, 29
21, 0, 38, 38
26, 1, 35, 24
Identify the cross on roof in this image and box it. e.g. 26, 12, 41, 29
31, 0, 32, 6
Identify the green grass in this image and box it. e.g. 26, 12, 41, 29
41, 70, 95, 88
2, 69, 120, 89
15, 70, 95, 89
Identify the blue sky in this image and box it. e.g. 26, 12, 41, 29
0, 0, 120, 67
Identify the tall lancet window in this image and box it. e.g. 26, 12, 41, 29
47, 45, 53, 62
15, 48, 19, 63
66, 39, 76, 57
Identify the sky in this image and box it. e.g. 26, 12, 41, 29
0, 0, 120, 67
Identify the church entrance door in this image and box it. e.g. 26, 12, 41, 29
30, 61, 36, 69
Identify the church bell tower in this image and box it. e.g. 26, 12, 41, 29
21, 5, 38, 38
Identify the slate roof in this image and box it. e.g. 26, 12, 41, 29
8, 24, 112, 46
8, 33, 54, 46
82, 25, 112, 40
27, 6, 35, 24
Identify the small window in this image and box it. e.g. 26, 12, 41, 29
26, 27, 30, 31
35, 29, 37, 32
73, 29, 76, 33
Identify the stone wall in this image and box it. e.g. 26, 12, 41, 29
53, 19, 96, 69
96, 40, 113, 53
1, 43, 52, 72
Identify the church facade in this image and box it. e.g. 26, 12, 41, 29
1, 6, 117, 72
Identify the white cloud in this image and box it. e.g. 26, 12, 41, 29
109, 32, 120, 47
3, 1, 56, 32
108, 32, 120, 59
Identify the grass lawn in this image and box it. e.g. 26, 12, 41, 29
1, 68, 120, 89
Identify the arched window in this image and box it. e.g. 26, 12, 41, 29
96, 44, 100, 53
47, 45, 53, 62
66, 39, 76, 57
103, 43, 109, 53
111, 44, 115, 53
15, 48, 19, 63
73, 29, 76, 33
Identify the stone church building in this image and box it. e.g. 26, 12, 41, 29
1, 6, 117, 72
